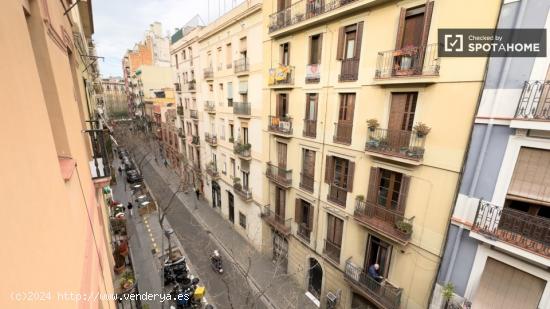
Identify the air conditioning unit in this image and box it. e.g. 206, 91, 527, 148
326, 291, 338, 309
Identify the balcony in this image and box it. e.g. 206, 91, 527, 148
205, 162, 219, 180
354, 199, 414, 245
327, 184, 347, 207
204, 133, 217, 147
174, 82, 181, 92
233, 141, 252, 160
261, 205, 291, 236
266, 162, 292, 188
339, 58, 359, 82
190, 109, 199, 120
203, 67, 213, 80
187, 80, 196, 92
300, 173, 314, 192
268, 65, 294, 87
233, 102, 251, 118
514, 80, 550, 120
375, 44, 440, 82
191, 135, 200, 146
365, 128, 426, 164
233, 178, 252, 201
268, 116, 293, 136
333, 122, 352, 144
204, 101, 216, 114
297, 223, 311, 242
178, 128, 185, 138
472, 200, 549, 257
303, 119, 317, 138
305, 64, 320, 83
234, 57, 249, 75
268, 0, 359, 34
344, 260, 403, 309
85, 128, 111, 180
177, 106, 184, 116
323, 239, 341, 264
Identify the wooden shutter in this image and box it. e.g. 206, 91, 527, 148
295, 198, 302, 223
354, 21, 364, 60
420, 2, 434, 48
307, 204, 313, 229
324, 155, 334, 183
334, 217, 343, 246
317, 34, 323, 64
508, 148, 550, 203
347, 161, 355, 192
397, 175, 410, 212
367, 167, 379, 203
336, 27, 345, 60
395, 8, 407, 49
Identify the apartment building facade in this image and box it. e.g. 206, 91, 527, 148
171, 20, 203, 188
196, 0, 266, 248
101, 77, 128, 118
433, 1, 550, 309
261, 0, 500, 308
1, 0, 115, 308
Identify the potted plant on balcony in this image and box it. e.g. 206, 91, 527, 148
442, 283, 455, 309
413, 122, 431, 138
117, 239, 129, 257
229, 137, 234, 143
233, 177, 242, 190
366, 119, 379, 132
113, 247, 126, 275
356, 195, 365, 202
395, 220, 412, 236
119, 271, 135, 292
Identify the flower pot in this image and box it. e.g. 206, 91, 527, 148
368, 127, 376, 132
114, 264, 126, 275
416, 132, 425, 138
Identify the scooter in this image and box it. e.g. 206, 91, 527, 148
210, 250, 223, 274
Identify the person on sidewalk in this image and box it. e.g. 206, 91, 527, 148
195, 188, 201, 200
127, 202, 134, 216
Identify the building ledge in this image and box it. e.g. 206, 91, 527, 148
58, 156, 76, 181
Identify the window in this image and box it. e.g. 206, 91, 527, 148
227, 82, 233, 106
295, 198, 313, 240
325, 214, 343, 262
230, 158, 236, 178
239, 212, 247, 228
389, 92, 417, 132
226, 43, 232, 66
300, 149, 315, 191
334, 93, 355, 144
182, 50, 186, 60
229, 124, 234, 140
209, 84, 213, 92
242, 171, 250, 189
377, 169, 402, 210
240, 37, 247, 53
304, 94, 318, 138
280, 43, 290, 65
243, 127, 249, 145
365, 236, 392, 277
344, 27, 357, 59
175, 54, 179, 69
309, 34, 322, 64
276, 93, 289, 117
222, 154, 227, 174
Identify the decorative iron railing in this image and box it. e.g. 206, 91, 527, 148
327, 184, 347, 207
203, 67, 213, 79
334, 122, 353, 144
190, 109, 198, 119
204, 133, 217, 146
233, 178, 252, 200
266, 162, 292, 187
297, 223, 311, 242
339, 58, 359, 82
473, 200, 549, 256
303, 119, 317, 138
261, 205, 291, 234
268, 116, 293, 135
514, 80, 550, 120
204, 101, 216, 113
300, 172, 314, 192
233, 102, 251, 116
323, 239, 341, 263
365, 128, 426, 160
375, 44, 440, 79
234, 57, 249, 74
354, 199, 414, 242
233, 141, 252, 158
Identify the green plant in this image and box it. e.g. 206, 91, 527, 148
229, 137, 234, 143
442, 283, 455, 309
243, 143, 251, 151
413, 122, 431, 137
356, 195, 365, 201
367, 119, 380, 130
395, 220, 413, 235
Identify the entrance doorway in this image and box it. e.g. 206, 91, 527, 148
308, 258, 322, 300
211, 181, 221, 209
272, 232, 288, 273
228, 191, 234, 223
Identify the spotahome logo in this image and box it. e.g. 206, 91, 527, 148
438, 28, 546, 57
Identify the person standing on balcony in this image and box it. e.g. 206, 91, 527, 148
368, 263, 384, 283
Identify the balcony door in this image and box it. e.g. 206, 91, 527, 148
336, 93, 355, 144
275, 186, 286, 219
326, 214, 343, 262
277, 0, 291, 27
308, 258, 323, 300
277, 93, 289, 118
304, 94, 318, 137
364, 236, 392, 277
388, 92, 417, 150
280, 42, 290, 66
277, 142, 287, 169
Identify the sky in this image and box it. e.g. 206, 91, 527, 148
92, 0, 244, 77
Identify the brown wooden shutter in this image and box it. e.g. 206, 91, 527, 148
324, 155, 334, 183
397, 175, 411, 212
334, 217, 343, 246
347, 161, 355, 192
294, 198, 302, 223
336, 27, 345, 60
367, 167, 379, 203
395, 8, 407, 49
307, 204, 313, 229
317, 34, 323, 64
354, 21, 364, 60
420, 2, 434, 48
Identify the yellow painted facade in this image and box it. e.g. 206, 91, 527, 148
261, 0, 501, 308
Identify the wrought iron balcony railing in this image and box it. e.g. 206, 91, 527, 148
268, 0, 359, 33
233, 141, 251, 159
339, 58, 359, 82
187, 80, 196, 92
303, 119, 317, 138
233, 178, 252, 201
261, 205, 291, 235
174, 82, 181, 92
206, 162, 219, 179
204, 101, 216, 113
514, 80, 550, 120
234, 57, 249, 74
344, 260, 403, 309
375, 44, 440, 79
204, 133, 217, 146
268, 116, 293, 135
191, 135, 200, 146
297, 223, 311, 242
354, 199, 414, 244
327, 184, 347, 207
177, 106, 184, 116
268, 66, 294, 86
233, 102, 251, 116
266, 162, 292, 187
323, 238, 341, 263
365, 128, 426, 161
190, 109, 198, 120
473, 200, 549, 257
203, 67, 213, 79
334, 122, 353, 144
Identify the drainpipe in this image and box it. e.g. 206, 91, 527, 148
442, 0, 527, 285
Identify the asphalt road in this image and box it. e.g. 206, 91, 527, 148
140, 158, 268, 309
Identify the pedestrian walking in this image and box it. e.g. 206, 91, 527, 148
118, 166, 122, 174
195, 188, 201, 200
164, 159, 168, 168
127, 202, 134, 216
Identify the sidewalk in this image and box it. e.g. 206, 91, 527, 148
144, 156, 318, 309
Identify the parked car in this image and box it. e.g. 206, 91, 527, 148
126, 169, 143, 183
118, 148, 128, 159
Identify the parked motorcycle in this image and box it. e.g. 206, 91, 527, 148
210, 250, 223, 274
170, 277, 205, 308
164, 257, 190, 286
